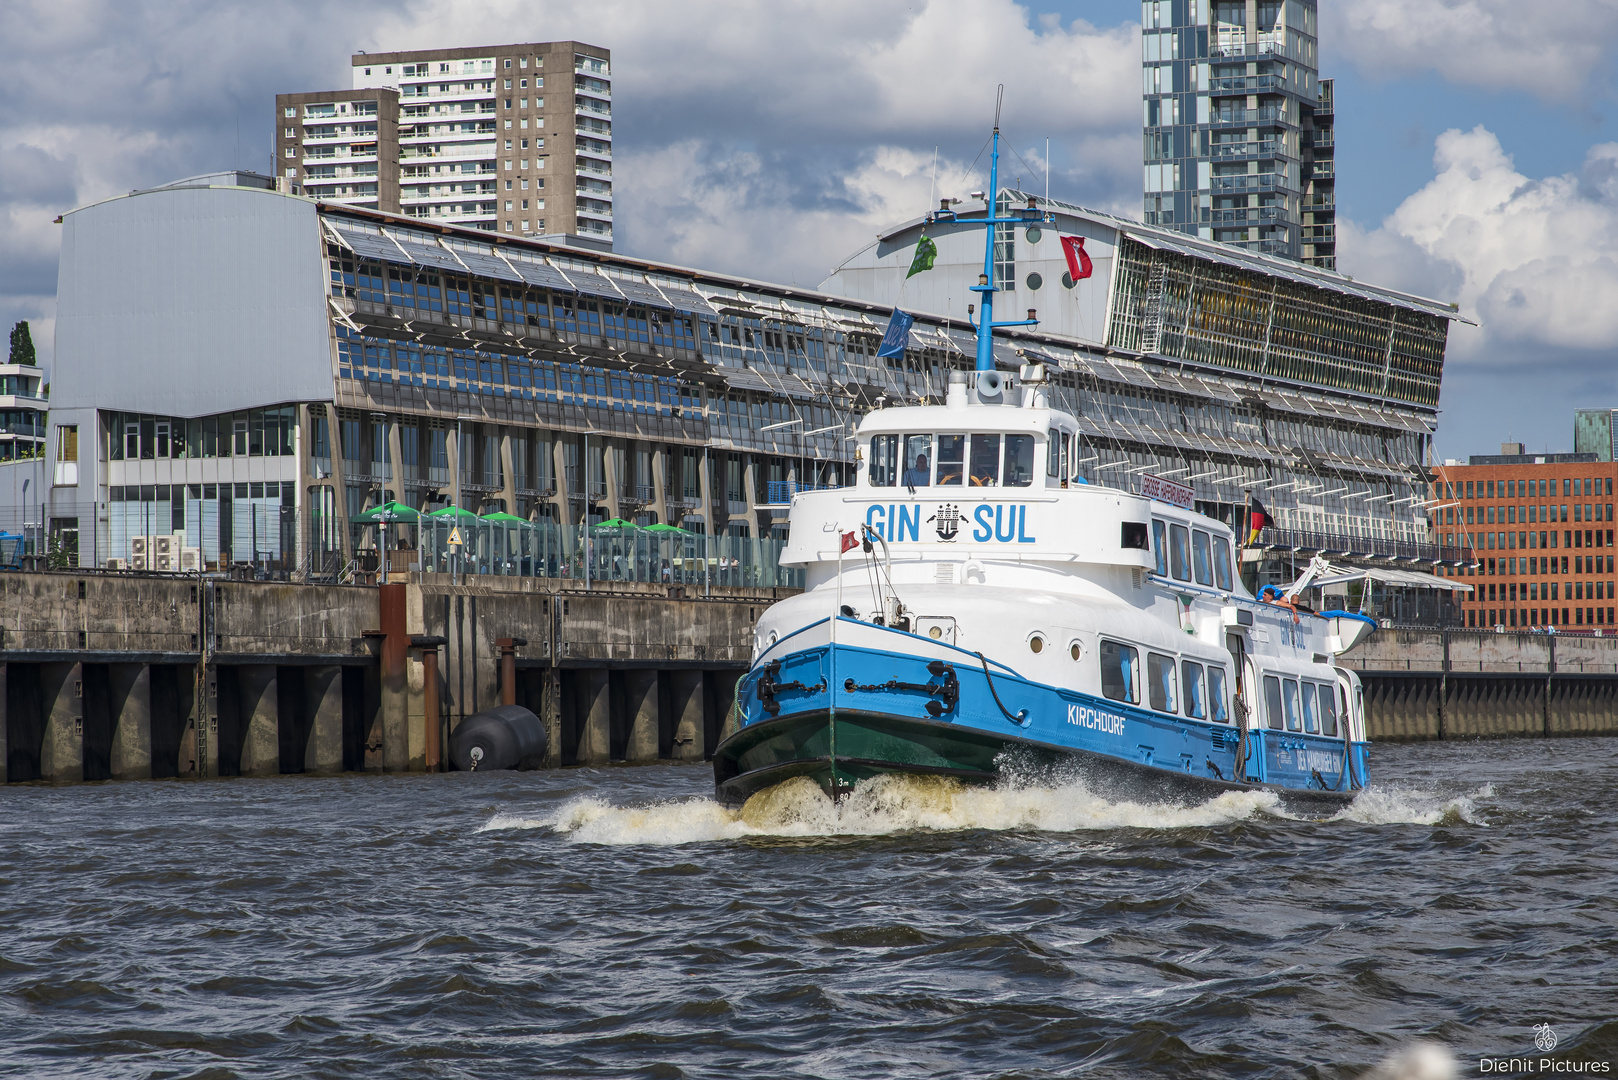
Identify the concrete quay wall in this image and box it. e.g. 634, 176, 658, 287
1, 571, 774, 784
1340, 628, 1618, 740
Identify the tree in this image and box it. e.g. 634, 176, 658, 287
8, 321, 36, 366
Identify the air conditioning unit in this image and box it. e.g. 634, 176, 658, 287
105, 558, 127, 570
180, 548, 202, 572
154, 535, 175, 557
156, 552, 178, 572
131, 553, 149, 571
131, 536, 149, 557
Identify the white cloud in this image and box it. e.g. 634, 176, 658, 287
1341, 126, 1618, 366
1323, 0, 1618, 102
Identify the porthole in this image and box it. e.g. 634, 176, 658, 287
1070, 641, 1083, 662
1025, 225, 1043, 244
1029, 635, 1045, 654
1061, 272, 1076, 289
1026, 272, 1043, 291
929, 625, 943, 639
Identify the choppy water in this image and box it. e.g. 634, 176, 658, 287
2, 740, 1616, 1079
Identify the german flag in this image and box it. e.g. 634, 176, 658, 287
1245, 495, 1274, 546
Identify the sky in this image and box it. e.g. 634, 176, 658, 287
3, 0, 1618, 460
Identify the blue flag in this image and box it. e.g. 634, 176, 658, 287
876, 309, 914, 359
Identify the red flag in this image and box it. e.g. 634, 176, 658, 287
1060, 235, 1093, 282
840, 530, 859, 554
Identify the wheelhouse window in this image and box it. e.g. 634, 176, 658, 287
1003, 434, 1034, 487
1100, 640, 1139, 703
1213, 535, 1233, 591
1318, 681, 1339, 736
1282, 678, 1302, 731
1148, 652, 1177, 712
1192, 529, 1214, 586
1169, 523, 1191, 580
969, 434, 1000, 487
869, 434, 898, 487
1300, 681, 1319, 733
936, 435, 964, 486
1264, 675, 1284, 730
1182, 660, 1205, 719
1208, 666, 1230, 723
902, 434, 932, 489
1152, 519, 1168, 575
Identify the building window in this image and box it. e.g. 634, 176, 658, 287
284, 106, 296, 118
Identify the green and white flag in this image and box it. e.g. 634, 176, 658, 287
906, 234, 937, 279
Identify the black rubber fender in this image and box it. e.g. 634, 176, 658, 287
448, 704, 549, 771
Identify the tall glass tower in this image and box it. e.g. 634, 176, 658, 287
1142, 0, 1334, 268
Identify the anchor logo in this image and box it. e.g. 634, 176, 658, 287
928, 503, 961, 543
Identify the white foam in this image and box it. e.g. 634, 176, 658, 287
479, 774, 1290, 847
1360, 1041, 1457, 1080
1333, 784, 1492, 827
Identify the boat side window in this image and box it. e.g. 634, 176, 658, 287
969, 434, 1001, 487
1282, 678, 1301, 732
936, 434, 965, 486
1318, 681, 1338, 736
870, 434, 898, 487
1003, 434, 1034, 487
1182, 660, 1206, 719
1208, 666, 1229, 723
1046, 429, 1061, 478
1152, 519, 1168, 575
1212, 535, 1233, 591
1169, 523, 1191, 581
902, 434, 932, 489
1299, 680, 1319, 733
1263, 675, 1284, 730
1147, 652, 1177, 713
1192, 529, 1214, 586
1100, 640, 1139, 703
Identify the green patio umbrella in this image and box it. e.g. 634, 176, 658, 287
480, 512, 530, 524
350, 500, 420, 523
425, 505, 481, 520
593, 516, 639, 530
643, 522, 694, 535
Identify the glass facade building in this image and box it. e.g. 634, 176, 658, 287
1142, 0, 1334, 267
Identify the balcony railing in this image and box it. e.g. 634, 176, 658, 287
1211, 140, 1281, 160
1208, 74, 1287, 94
1210, 173, 1289, 193
1257, 525, 1465, 565
1210, 106, 1287, 127
765, 481, 840, 504
1205, 204, 1286, 224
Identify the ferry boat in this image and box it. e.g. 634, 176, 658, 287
712, 121, 1375, 814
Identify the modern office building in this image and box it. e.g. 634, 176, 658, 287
1142, 0, 1335, 266
277, 41, 611, 245
1573, 408, 1618, 461
0, 361, 47, 462
25, 171, 1465, 609
1430, 446, 1617, 630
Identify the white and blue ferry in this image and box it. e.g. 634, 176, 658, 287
712, 123, 1375, 813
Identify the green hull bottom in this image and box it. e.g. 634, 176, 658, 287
711, 709, 1356, 814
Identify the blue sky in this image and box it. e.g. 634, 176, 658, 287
2, 0, 1616, 459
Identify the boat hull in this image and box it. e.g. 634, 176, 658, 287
713, 627, 1366, 816
713, 705, 1357, 816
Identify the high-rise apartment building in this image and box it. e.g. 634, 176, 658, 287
276, 41, 611, 246
1141, 0, 1334, 267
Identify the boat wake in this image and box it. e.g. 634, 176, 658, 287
480, 772, 1283, 846
476, 772, 1496, 846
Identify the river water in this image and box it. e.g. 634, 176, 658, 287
2, 738, 1615, 1079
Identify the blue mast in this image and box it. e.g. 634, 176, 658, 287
928, 88, 1052, 374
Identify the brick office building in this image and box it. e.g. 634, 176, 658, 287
1431, 446, 1618, 630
